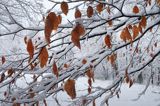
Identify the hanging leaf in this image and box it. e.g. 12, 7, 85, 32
27, 39, 34, 59
87, 6, 93, 18
96, 3, 103, 14
39, 47, 48, 68
108, 20, 112, 26
52, 61, 59, 78
88, 87, 91, 94
140, 16, 147, 29
75, 8, 81, 18
132, 25, 139, 40
64, 63, 68, 68
104, 35, 112, 48
61, 1, 68, 15
133, 5, 139, 14
2, 56, 5, 65
24, 36, 27, 44
71, 24, 85, 49
0, 73, 5, 83
71, 30, 81, 49
64, 79, 76, 99
45, 12, 59, 45
124, 27, 132, 41
8, 68, 13, 77
88, 78, 92, 87
82, 58, 87, 64
86, 69, 94, 82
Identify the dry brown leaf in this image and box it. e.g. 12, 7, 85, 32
157, 0, 160, 5
140, 16, 147, 29
8, 68, 13, 77
96, 3, 103, 14
52, 61, 59, 78
88, 78, 92, 87
71, 30, 81, 49
133, 5, 139, 14
86, 69, 94, 82
138, 24, 143, 33
61, 1, 68, 15
106, 6, 110, 14
104, 35, 112, 48
64, 79, 76, 99
27, 39, 34, 59
2, 56, 5, 65
0, 73, 5, 83
87, 6, 93, 18
108, 20, 113, 26
64, 63, 68, 68
132, 25, 139, 40
124, 27, 132, 41
82, 58, 87, 64
75, 8, 81, 18
129, 79, 133, 88
39, 47, 48, 68
45, 12, 59, 45
88, 87, 91, 94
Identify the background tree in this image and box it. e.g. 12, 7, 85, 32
0, 0, 160, 105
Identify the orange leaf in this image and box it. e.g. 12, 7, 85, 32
52, 61, 59, 78
39, 47, 48, 68
71, 30, 81, 49
45, 12, 59, 45
61, 1, 68, 15
96, 3, 103, 14
82, 58, 87, 64
75, 8, 81, 18
132, 25, 139, 40
64, 79, 76, 99
2, 56, 5, 64
86, 69, 94, 82
27, 39, 34, 59
133, 5, 139, 14
138, 24, 143, 33
124, 27, 132, 41
87, 6, 93, 18
104, 35, 112, 48
140, 16, 147, 29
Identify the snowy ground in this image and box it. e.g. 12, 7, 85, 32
1, 77, 160, 106
44, 77, 160, 106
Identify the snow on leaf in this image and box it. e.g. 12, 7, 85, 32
86, 68, 94, 82
61, 1, 68, 15
75, 8, 81, 18
52, 61, 59, 78
87, 6, 93, 18
104, 35, 112, 48
1, 56, 5, 65
64, 79, 76, 99
133, 5, 139, 14
39, 47, 48, 68
27, 39, 34, 59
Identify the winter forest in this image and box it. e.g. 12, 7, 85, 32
0, 0, 160, 106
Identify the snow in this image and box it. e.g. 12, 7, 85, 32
42, 77, 160, 106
